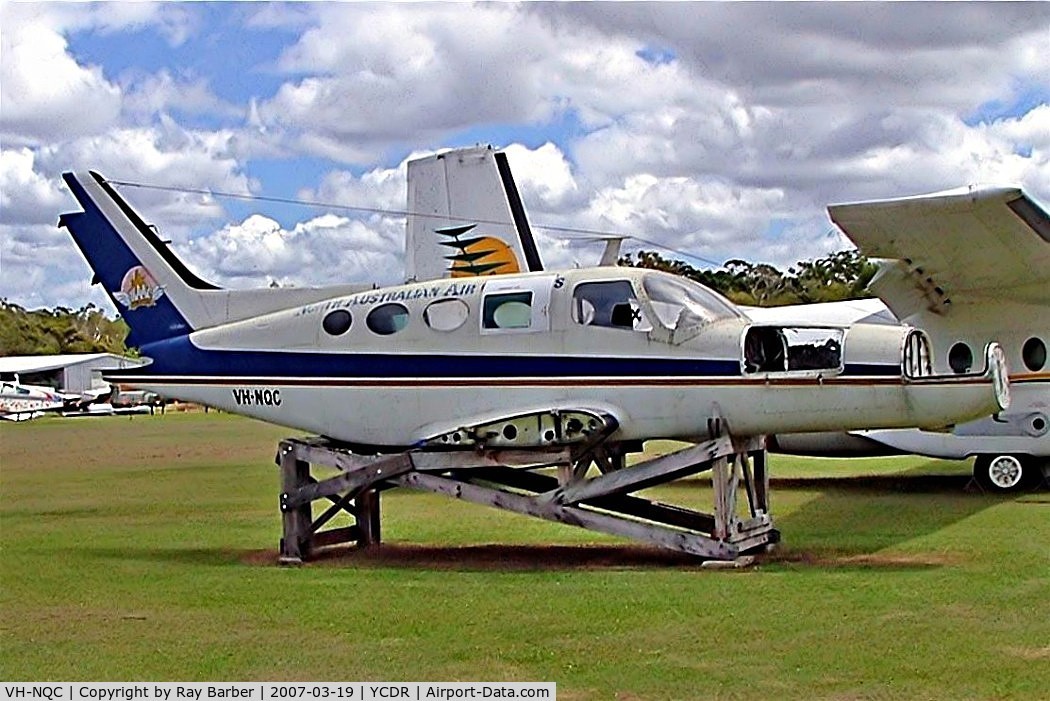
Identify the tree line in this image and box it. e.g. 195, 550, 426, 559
620, 249, 876, 306
0, 249, 874, 356
0, 301, 129, 356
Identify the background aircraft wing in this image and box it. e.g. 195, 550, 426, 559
828, 185, 1050, 320
0, 354, 110, 376
741, 298, 896, 326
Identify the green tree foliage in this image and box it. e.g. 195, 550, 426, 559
0, 300, 129, 356
620, 249, 877, 306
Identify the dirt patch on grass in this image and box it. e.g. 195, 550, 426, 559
1005, 646, 1050, 660
765, 548, 961, 569
243, 543, 711, 570
242, 542, 958, 571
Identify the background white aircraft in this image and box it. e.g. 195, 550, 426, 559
0, 353, 157, 420
764, 187, 1049, 492
0, 376, 66, 421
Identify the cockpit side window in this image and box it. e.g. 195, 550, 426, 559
642, 273, 741, 331
572, 281, 641, 329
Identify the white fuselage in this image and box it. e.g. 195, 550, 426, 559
0, 381, 64, 419
109, 267, 1006, 448
754, 298, 1049, 461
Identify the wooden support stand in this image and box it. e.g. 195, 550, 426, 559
276, 435, 778, 564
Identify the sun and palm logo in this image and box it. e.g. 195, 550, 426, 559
113, 266, 165, 310
436, 223, 521, 278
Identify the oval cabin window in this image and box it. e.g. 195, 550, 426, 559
948, 342, 973, 374
1022, 337, 1046, 372
424, 298, 470, 332
322, 309, 352, 336
366, 303, 410, 335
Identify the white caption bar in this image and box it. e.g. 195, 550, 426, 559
1, 684, 556, 701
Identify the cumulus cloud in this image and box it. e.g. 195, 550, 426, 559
502, 143, 580, 210
253, 3, 698, 164
1, 2, 1047, 310
183, 212, 402, 290
24, 123, 252, 231
256, 4, 549, 162
121, 70, 242, 124
0, 5, 122, 144
0, 149, 70, 225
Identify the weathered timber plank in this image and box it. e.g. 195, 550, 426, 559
357, 489, 381, 546
548, 436, 735, 505
311, 526, 361, 550
278, 441, 314, 562
287, 440, 392, 473
284, 453, 413, 508
394, 471, 738, 559
308, 492, 357, 535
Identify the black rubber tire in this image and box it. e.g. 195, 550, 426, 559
973, 454, 1034, 492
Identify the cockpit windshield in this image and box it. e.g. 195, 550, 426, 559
642, 273, 743, 330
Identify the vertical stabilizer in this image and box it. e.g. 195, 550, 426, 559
60, 172, 380, 349
405, 145, 543, 282
59, 172, 212, 347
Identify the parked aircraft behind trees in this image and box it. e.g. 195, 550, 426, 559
0, 376, 66, 421
56, 157, 1007, 464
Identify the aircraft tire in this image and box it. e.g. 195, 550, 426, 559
973, 454, 1036, 493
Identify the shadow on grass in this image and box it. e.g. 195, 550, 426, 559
69, 541, 956, 573
252, 543, 953, 572
771, 459, 1017, 560
770, 473, 973, 492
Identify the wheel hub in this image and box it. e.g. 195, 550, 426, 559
988, 455, 1023, 490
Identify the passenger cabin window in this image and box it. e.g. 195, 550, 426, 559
948, 342, 973, 374
573, 281, 643, 330
322, 309, 352, 336
1022, 337, 1046, 372
366, 303, 409, 335
480, 275, 555, 335
483, 292, 532, 330
424, 298, 470, 332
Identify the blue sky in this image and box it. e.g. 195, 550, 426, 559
2, 2, 1047, 309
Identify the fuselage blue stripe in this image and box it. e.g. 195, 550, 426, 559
107, 336, 901, 380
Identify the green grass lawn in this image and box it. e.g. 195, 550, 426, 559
2, 413, 1048, 699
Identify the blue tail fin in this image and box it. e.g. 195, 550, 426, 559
60, 172, 209, 348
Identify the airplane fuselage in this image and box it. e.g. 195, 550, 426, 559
106, 267, 1006, 449
0, 381, 65, 420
